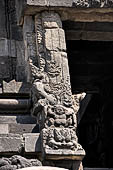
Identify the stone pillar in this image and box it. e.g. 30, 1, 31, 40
23, 11, 85, 169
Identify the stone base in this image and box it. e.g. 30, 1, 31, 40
43, 160, 83, 170
43, 148, 85, 160
18, 167, 68, 170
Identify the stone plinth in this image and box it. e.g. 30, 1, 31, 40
44, 148, 85, 161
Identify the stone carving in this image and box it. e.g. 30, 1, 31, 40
29, 11, 85, 159
72, 0, 112, 7
0, 155, 42, 170
72, 93, 86, 115
42, 128, 83, 151
30, 58, 75, 127
73, 0, 90, 7
30, 57, 83, 154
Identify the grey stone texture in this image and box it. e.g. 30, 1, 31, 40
9, 124, 39, 134
0, 1, 7, 38
16, 0, 113, 8
0, 115, 37, 124
0, 124, 9, 134
3, 80, 31, 94
0, 134, 23, 153
23, 133, 41, 153
0, 155, 42, 170
18, 167, 68, 170
23, 10, 85, 162
0, 133, 41, 154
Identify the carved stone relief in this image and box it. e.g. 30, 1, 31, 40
24, 11, 85, 159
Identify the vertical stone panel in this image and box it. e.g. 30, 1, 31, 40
23, 16, 35, 82
0, 0, 7, 38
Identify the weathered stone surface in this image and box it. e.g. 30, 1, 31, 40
16, 1, 113, 25
0, 1, 7, 38
26, 11, 85, 162
16, 0, 74, 7
16, 0, 113, 8
0, 156, 42, 170
23, 133, 41, 153
23, 16, 35, 82
45, 29, 66, 51
42, 12, 62, 28
0, 115, 37, 124
18, 167, 68, 170
65, 30, 113, 41
0, 38, 9, 56
0, 56, 11, 79
3, 80, 31, 94
15, 0, 113, 26
0, 124, 9, 134
9, 124, 39, 134
0, 99, 30, 113
9, 40, 16, 58
0, 134, 23, 153
0, 39, 11, 79
16, 41, 25, 66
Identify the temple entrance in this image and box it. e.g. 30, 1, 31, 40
66, 39, 113, 168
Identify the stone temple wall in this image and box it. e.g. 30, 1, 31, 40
0, 0, 113, 170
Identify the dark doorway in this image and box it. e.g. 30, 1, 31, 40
66, 40, 113, 168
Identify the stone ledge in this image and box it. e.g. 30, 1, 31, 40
16, 0, 113, 8
18, 166, 68, 170
16, 0, 113, 25
44, 149, 85, 161
0, 133, 41, 155
0, 115, 37, 124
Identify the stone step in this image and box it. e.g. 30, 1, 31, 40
0, 114, 37, 124
0, 133, 41, 154
84, 168, 113, 170
9, 123, 39, 134
18, 166, 68, 170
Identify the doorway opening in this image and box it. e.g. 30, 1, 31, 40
66, 39, 113, 168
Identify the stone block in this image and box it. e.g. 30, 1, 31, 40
0, 115, 37, 124
16, 66, 26, 81
45, 29, 66, 51
16, 41, 25, 66
27, 0, 46, 6
0, 87, 2, 93
0, 124, 9, 134
0, 99, 31, 113
45, 29, 52, 51
23, 133, 41, 153
0, 1, 7, 37
9, 40, 16, 58
26, 0, 72, 7
0, 56, 11, 79
0, 38, 8, 56
9, 124, 39, 134
48, 0, 72, 7
0, 134, 23, 153
42, 12, 62, 28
